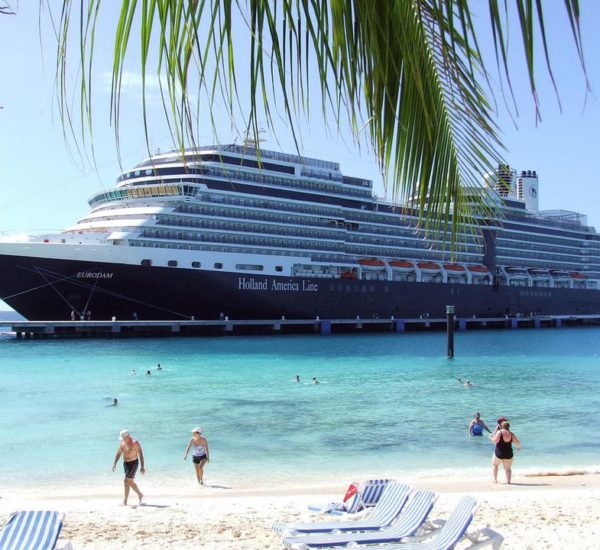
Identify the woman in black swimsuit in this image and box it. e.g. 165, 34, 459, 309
490, 421, 521, 484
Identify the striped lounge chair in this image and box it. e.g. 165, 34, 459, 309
0, 510, 67, 550
283, 489, 437, 548
382, 496, 503, 550
273, 482, 410, 536
308, 478, 394, 515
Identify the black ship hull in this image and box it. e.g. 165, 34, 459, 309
1, 253, 599, 321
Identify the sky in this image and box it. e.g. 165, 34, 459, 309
0, 2, 599, 311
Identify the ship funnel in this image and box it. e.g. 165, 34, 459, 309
516, 170, 539, 213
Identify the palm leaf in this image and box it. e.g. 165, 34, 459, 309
54, 0, 587, 241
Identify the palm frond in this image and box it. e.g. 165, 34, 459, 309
53, 0, 588, 240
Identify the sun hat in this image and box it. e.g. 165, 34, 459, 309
497, 417, 507, 423
191, 426, 202, 434
119, 429, 130, 440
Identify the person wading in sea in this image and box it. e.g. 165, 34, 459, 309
112, 429, 145, 505
490, 421, 521, 484
468, 412, 491, 436
183, 427, 210, 485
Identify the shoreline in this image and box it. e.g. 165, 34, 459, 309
3, 462, 599, 495
2, 473, 599, 549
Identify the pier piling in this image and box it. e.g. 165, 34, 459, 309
446, 305, 455, 359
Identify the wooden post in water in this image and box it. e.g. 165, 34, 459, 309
446, 305, 455, 359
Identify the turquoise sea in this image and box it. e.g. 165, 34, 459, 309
1, 328, 599, 492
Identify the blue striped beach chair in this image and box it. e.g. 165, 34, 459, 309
273, 482, 411, 536
283, 489, 437, 548
307, 478, 393, 515
354, 478, 394, 512
382, 496, 503, 549
0, 510, 65, 550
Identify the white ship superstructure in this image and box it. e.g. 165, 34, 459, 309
1, 145, 600, 320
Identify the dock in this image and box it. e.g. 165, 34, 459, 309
5, 314, 600, 339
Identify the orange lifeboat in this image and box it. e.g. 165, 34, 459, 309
570, 271, 586, 279
389, 259, 414, 270
341, 270, 358, 280
467, 265, 489, 273
417, 261, 441, 272
443, 263, 465, 272
358, 258, 386, 268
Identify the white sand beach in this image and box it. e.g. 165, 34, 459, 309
1, 472, 599, 549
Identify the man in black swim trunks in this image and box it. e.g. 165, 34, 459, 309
112, 429, 145, 505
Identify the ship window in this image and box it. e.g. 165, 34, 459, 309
236, 264, 264, 271
168, 260, 178, 267
214, 262, 223, 269
275, 266, 283, 272
191, 261, 201, 268
141, 259, 152, 266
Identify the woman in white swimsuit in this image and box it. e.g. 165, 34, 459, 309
183, 427, 210, 484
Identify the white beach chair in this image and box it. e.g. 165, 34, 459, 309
307, 478, 394, 515
377, 496, 504, 550
272, 482, 411, 536
283, 489, 437, 548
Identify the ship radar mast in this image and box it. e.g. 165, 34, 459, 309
241, 127, 266, 149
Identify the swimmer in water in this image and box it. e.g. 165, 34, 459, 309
468, 412, 490, 436
464, 379, 473, 387
146, 370, 151, 376
113, 398, 118, 406
156, 363, 162, 371
295, 374, 300, 382
312, 377, 319, 384
131, 369, 136, 375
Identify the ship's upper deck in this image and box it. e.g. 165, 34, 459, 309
136, 144, 340, 171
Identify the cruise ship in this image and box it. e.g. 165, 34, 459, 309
1, 143, 600, 321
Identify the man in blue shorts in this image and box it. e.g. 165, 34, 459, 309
112, 429, 145, 505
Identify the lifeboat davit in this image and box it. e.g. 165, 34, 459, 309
389, 259, 415, 271
443, 263, 465, 272
358, 258, 386, 269
417, 261, 441, 272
